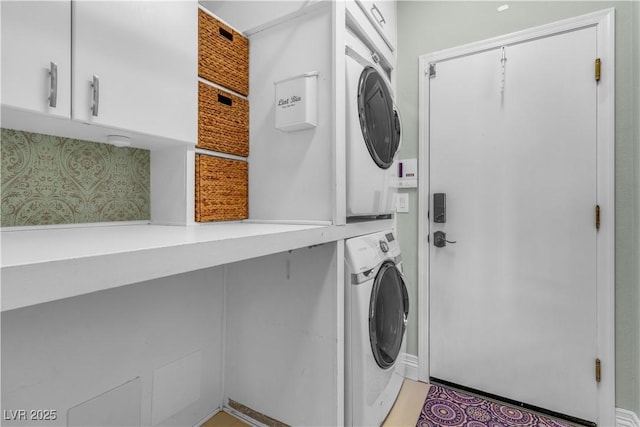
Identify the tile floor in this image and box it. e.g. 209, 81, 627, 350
202, 379, 582, 426
382, 379, 431, 426
201, 410, 251, 427
203, 379, 585, 427
201, 379, 429, 427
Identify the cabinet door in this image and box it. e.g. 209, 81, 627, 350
356, 0, 397, 51
1, 1, 71, 118
72, 1, 197, 144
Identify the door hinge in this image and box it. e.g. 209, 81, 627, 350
595, 358, 601, 383
595, 58, 601, 82
595, 205, 601, 230
428, 63, 436, 78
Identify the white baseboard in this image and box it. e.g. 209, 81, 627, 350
400, 352, 419, 381
617, 408, 640, 427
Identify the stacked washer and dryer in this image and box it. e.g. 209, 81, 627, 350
344, 21, 408, 427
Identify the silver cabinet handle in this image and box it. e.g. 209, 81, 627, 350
91, 75, 100, 117
370, 4, 386, 25
48, 61, 58, 108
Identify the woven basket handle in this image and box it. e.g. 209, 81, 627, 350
217, 93, 232, 106
218, 26, 233, 41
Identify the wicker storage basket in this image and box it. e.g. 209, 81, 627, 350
198, 82, 249, 157
198, 9, 249, 96
195, 154, 248, 222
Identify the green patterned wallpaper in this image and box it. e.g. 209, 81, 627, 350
1, 129, 150, 227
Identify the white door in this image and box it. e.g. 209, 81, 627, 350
429, 26, 598, 423
1, 0, 71, 118
72, 1, 196, 143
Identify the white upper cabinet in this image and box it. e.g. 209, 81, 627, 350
1, 1, 72, 119
1, 1, 197, 146
72, 1, 197, 144
356, 0, 397, 52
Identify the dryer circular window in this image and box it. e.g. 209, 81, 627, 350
369, 260, 409, 369
357, 66, 401, 170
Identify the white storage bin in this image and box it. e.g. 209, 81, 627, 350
274, 71, 318, 132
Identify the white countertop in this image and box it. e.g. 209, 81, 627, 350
1, 220, 393, 311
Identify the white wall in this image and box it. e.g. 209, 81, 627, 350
246, 6, 335, 223
201, 0, 325, 33
1, 267, 225, 427
2, 245, 344, 427
224, 243, 340, 426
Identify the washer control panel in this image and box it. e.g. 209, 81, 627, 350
345, 230, 401, 274
373, 231, 399, 256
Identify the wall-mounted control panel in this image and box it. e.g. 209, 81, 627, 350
394, 158, 417, 188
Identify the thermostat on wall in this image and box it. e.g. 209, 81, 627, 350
394, 158, 417, 188
274, 71, 319, 132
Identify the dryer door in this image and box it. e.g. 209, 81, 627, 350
357, 66, 401, 170
369, 260, 409, 369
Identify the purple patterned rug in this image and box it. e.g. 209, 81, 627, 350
416, 385, 573, 427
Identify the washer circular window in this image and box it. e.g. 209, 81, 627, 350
357, 66, 401, 170
369, 260, 409, 369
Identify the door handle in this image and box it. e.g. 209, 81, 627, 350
433, 231, 456, 248
91, 75, 100, 117
370, 4, 386, 25
48, 61, 58, 108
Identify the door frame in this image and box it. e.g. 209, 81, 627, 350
417, 9, 615, 425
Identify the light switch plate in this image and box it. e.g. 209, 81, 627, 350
396, 193, 409, 213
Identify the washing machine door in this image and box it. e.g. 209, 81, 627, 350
369, 260, 409, 369
357, 66, 401, 170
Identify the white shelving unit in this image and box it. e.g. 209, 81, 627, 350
0, 219, 392, 312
